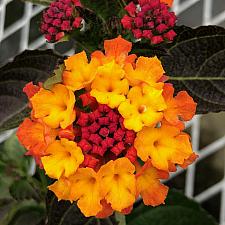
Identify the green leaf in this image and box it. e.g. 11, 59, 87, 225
1, 200, 45, 225
0, 50, 63, 132
9, 179, 42, 202
80, 0, 122, 22
127, 189, 218, 225
43, 64, 65, 90
22, 0, 53, 6
160, 25, 225, 114
46, 192, 119, 225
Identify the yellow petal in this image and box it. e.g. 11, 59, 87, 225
31, 84, 75, 129
41, 138, 84, 179
63, 51, 99, 91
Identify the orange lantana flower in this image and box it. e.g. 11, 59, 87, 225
124, 56, 165, 88
17, 118, 57, 167
136, 160, 169, 206
31, 84, 75, 129
17, 36, 197, 218
63, 51, 99, 91
92, 35, 137, 66
163, 83, 197, 130
135, 125, 194, 171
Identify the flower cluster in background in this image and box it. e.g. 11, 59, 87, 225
17, 36, 197, 217
40, 0, 176, 44
121, 0, 177, 44
40, 0, 83, 42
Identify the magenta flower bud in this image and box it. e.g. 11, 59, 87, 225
156, 23, 168, 33
125, 2, 137, 17
121, 15, 133, 30
132, 29, 142, 39
73, 17, 82, 28
134, 17, 143, 28
151, 35, 164, 44
163, 29, 176, 41
55, 31, 65, 41
143, 30, 153, 38
61, 20, 71, 31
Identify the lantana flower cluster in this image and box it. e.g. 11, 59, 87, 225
121, 0, 177, 44
40, 0, 83, 42
17, 36, 197, 217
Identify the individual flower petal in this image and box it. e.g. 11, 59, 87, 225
16, 118, 57, 167
23, 82, 41, 99
134, 125, 194, 171
163, 83, 197, 130
161, 0, 173, 7
41, 138, 84, 179
124, 56, 165, 88
98, 158, 136, 212
91, 61, 129, 108
118, 85, 166, 132
63, 51, 99, 91
48, 176, 73, 201
69, 167, 102, 217
180, 153, 198, 169
91, 36, 137, 66
136, 160, 169, 206
31, 84, 75, 129
96, 200, 114, 218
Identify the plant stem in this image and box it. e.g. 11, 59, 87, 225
169, 76, 225, 80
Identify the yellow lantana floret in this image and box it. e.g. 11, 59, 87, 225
98, 157, 136, 212
134, 125, 194, 171
41, 138, 84, 179
31, 84, 75, 129
118, 85, 166, 132
91, 61, 129, 108
125, 56, 165, 88
63, 51, 99, 91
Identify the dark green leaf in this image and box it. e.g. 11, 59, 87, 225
43, 64, 65, 90
127, 189, 217, 225
80, 0, 122, 21
0, 50, 63, 132
9, 179, 42, 202
160, 25, 225, 113
46, 192, 119, 225
1, 200, 45, 225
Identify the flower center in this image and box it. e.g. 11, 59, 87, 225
74, 102, 137, 169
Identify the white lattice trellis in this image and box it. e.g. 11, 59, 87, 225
1, 0, 225, 224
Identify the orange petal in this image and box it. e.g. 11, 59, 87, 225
180, 153, 198, 169
63, 51, 99, 91
92, 36, 137, 66
98, 158, 136, 212
136, 161, 169, 206
23, 82, 41, 99
161, 0, 173, 7
70, 167, 102, 217
48, 177, 73, 201
96, 200, 114, 218
16, 118, 57, 158
163, 83, 196, 130
135, 125, 194, 171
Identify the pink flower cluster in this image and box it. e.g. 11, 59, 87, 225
40, 0, 83, 42
121, 0, 177, 44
